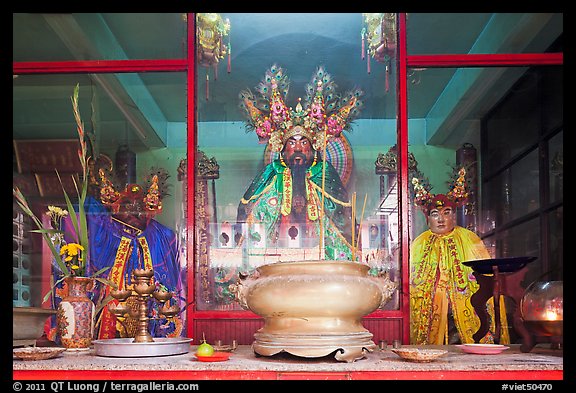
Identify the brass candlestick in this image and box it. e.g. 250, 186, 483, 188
108, 268, 180, 343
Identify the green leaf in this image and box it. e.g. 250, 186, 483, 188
94, 276, 117, 289
42, 276, 67, 304
91, 266, 112, 278
29, 228, 63, 235
14, 189, 71, 276
57, 171, 81, 242
94, 294, 115, 316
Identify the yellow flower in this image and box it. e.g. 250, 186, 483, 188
47, 205, 69, 217
60, 243, 84, 265
61, 243, 84, 255
46, 205, 69, 230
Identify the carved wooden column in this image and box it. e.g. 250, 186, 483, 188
456, 143, 479, 232
178, 151, 220, 308
375, 145, 422, 245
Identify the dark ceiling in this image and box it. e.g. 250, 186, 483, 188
13, 13, 563, 152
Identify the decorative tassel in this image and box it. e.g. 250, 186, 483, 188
385, 64, 389, 92
367, 53, 371, 74
214, 63, 218, 81
226, 18, 231, 74
206, 73, 209, 101
227, 43, 231, 73
382, 17, 386, 49
361, 28, 365, 60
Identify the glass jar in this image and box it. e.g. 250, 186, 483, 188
521, 281, 563, 337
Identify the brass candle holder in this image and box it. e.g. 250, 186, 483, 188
108, 268, 180, 343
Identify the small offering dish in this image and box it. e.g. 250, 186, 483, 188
390, 347, 448, 363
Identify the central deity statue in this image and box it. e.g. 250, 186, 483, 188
230, 65, 395, 363
236, 64, 364, 260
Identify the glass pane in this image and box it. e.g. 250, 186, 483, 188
374, 145, 414, 311
407, 66, 537, 231
13, 72, 187, 342
407, 62, 562, 345
483, 150, 539, 225
549, 130, 563, 204
13, 13, 187, 61
195, 13, 400, 311
407, 82, 486, 344
484, 68, 539, 176
548, 206, 563, 280
407, 13, 562, 55
541, 66, 563, 132
497, 219, 541, 285
510, 151, 540, 219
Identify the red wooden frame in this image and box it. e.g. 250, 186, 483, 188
186, 13, 198, 338
408, 53, 563, 68
12, 59, 187, 74
13, 369, 563, 380
396, 13, 411, 343
12, 12, 564, 345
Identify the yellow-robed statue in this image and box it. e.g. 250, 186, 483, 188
410, 168, 510, 345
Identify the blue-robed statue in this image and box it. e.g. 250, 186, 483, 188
92, 170, 184, 339
47, 170, 185, 342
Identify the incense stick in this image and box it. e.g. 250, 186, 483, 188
319, 129, 328, 260
351, 192, 356, 261
357, 194, 368, 255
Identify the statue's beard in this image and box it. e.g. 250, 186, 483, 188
288, 154, 309, 189
289, 156, 308, 216
286, 152, 310, 168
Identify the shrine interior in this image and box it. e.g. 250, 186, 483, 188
13, 13, 562, 353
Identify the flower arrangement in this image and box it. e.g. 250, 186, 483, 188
13, 84, 113, 302
59, 243, 85, 275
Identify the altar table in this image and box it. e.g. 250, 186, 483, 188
13, 344, 563, 381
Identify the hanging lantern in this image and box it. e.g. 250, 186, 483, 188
361, 13, 396, 92
196, 13, 231, 101
362, 13, 396, 63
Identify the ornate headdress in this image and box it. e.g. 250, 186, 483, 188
412, 167, 469, 215
239, 64, 364, 152
97, 168, 169, 217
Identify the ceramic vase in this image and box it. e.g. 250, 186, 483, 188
57, 276, 95, 350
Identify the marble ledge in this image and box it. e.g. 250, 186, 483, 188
13, 344, 563, 373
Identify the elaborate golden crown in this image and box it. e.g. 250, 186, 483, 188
412, 167, 469, 214
239, 64, 364, 152
97, 168, 165, 216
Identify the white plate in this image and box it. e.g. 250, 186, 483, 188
13, 347, 66, 361
456, 344, 510, 355
391, 348, 448, 362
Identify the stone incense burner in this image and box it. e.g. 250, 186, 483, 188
230, 260, 396, 362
